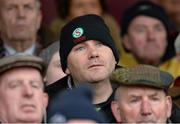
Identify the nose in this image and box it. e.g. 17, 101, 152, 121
147, 29, 155, 41
141, 100, 152, 116
88, 45, 99, 59
17, 7, 26, 18
22, 83, 33, 97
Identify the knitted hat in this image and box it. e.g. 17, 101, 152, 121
111, 65, 173, 90
121, 1, 171, 37
60, 14, 119, 72
48, 85, 106, 123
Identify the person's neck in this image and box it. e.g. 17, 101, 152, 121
3, 38, 35, 52
138, 57, 161, 66
91, 80, 113, 104
74, 79, 113, 104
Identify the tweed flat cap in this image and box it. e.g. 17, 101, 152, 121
111, 65, 173, 90
0, 54, 46, 75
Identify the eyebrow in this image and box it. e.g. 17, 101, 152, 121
129, 91, 160, 98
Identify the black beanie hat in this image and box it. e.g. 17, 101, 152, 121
48, 85, 106, 123
60, 14, 119, 72
121, 1, 171, 37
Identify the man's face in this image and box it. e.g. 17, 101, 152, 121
0, 67, 48, 123
123, 15, 167, 64
66, 40, 116, 84
0, 0, 41, 42
68, 0, 102, 20
111, 86, 172, 123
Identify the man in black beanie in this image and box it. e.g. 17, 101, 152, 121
46, 14, 119, 122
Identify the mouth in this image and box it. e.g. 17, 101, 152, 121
17, 25, 26, 29
137, 120, 156, 123
88, 64, 103, 69
15, 24, 27, 28
21, 104, 36, 112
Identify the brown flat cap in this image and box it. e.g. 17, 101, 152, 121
0, 54, 46, 75
111, 65, 174, 90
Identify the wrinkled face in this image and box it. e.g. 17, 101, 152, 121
0, 0, 42, 42
111, 86, 172, 123
0, 67, 48, 123
68, 0, 102, 20
46, 51, 66, 85
123, 16, 167, 64
66, 40, 116, 84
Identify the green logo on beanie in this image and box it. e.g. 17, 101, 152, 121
72, 27, 84, 38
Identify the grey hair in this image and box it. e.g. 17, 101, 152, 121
114, 87, 121, 101
174, 33, 180, 54
39, 41, 60, 65
35, 0, 41, 10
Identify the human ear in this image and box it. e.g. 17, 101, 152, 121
111, 100, 122, 122
166, 96, 172, 118
65, 68, 70, 74
122, 35, 132, 51
36, 10, 42, 30
43, 93, 48, 109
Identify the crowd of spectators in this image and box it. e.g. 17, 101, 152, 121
0, 0, 180, 123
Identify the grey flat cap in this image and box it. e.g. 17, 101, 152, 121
0, 54, 46, 75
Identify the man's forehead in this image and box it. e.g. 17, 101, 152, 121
1, 0, 36, 6
130, 15, 166, 27
0, 68, 44, 86
75, 40, 101, 45
118, 85, 165, 96
71, 40, 106, 51
0, 66, 41, 77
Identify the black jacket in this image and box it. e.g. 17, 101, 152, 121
45, 75, 116, 123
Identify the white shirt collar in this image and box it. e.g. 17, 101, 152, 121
3, 43, 36, 56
